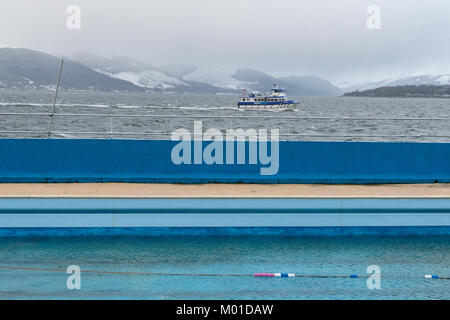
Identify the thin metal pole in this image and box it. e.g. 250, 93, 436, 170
110, 114, 113, 139
47, 59, 64, 138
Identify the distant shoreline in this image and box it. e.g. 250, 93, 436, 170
343, 84, 450, 99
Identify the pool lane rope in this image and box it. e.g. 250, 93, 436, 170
0, 266, 366, 278
424, 275, 450, 280
0, 266, 448, 280
254, 273, 364, 279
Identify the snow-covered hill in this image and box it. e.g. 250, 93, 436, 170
0, 48, 142, 91
100, 70, 189, 90
70, 53, 345, 95
74, 53, 191, 90
182, 68, 254, 90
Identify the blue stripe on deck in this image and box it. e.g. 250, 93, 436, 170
1, 227, 450, 237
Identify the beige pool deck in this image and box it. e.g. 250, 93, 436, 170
0, 183, 449, 198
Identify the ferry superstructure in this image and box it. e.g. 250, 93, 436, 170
237, 84, 299, 111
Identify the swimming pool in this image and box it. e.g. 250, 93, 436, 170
0, 235, 448, 300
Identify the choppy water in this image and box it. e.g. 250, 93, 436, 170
0, 235, 449, 300
1, 89, 450, 141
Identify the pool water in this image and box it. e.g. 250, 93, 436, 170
0, 235, 449, 300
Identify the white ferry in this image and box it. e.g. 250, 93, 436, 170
237, 84, 299, 111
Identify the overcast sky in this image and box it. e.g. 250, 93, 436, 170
1, 0, 449, 84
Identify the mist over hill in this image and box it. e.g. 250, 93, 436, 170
0, 48, 143, 91
0, 48, 343, 96
231, 69, 342, 96
73, 53, 344, 96
5, 47, 448, 97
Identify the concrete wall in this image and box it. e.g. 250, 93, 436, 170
1, 139, 450, 183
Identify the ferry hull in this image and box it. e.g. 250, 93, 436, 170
237, 102, 299, 111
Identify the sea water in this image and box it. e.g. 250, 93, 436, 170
1, 90, 450, 142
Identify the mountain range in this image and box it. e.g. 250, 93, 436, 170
0, 48, 141, 91
73, 52, 345, 96
0, 48, 342, 96
1, 47, 450, 96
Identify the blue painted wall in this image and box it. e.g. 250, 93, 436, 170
1, 139, 450, 183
